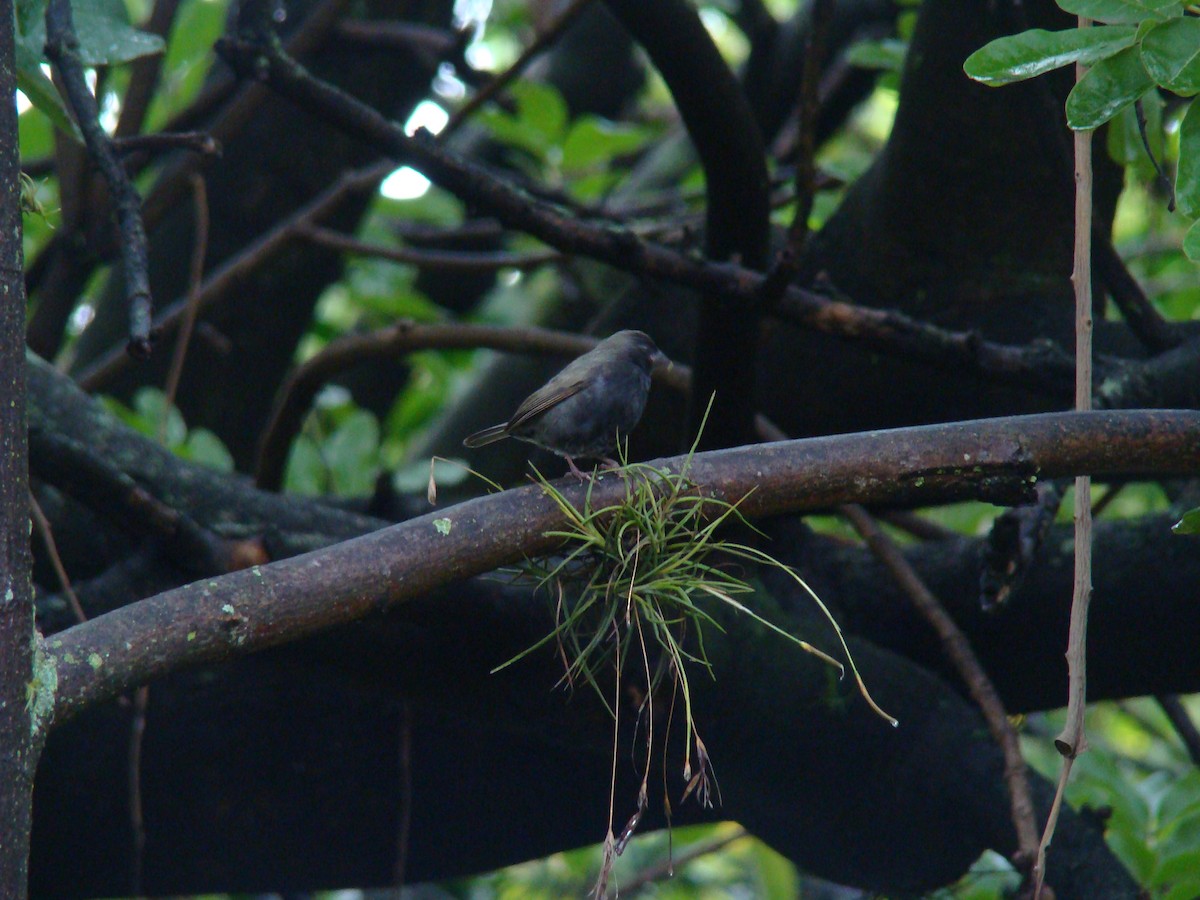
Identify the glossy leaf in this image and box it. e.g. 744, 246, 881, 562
1184, 219, 1200, 262
284, 436, 326, 496
14, 38, 82, 141
324, 409, 381, 497
1065, 44, 1154, 129
964, 26, 1136, 86
1141, 17, 1200, 95
144, 0, 229, 131
1056, 0, 1183, 24
20, 0, 165, 65
561, 117, 650, 171
845, 37, 908, 72
1106, 90, 1162, 180
1172, 505, 1200, 533
1177, 101, 1200, 217
180, 429, 234, 473
513, 82, 568, 145
74, 0, 165, 63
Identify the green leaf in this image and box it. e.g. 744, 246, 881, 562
15, 0, 45, 35
1172, 505, 1200, 532
14, 38, 82, 142
1163, 881, 1200, 900
476, 107, 551, 163
20, 0, 165, 66
283, 435, 326, 496
964, 26, 1136, 86
1065, 44, 1154, 129
76, 0, 165, 63
133, 387, 187, 447
1056, 0, 1183, 25
1177, 101, 1200, 217
476, 82, 571, 166
561, 116, 650, 171
567, 170, 621, 202
1141, 17, 1200, 95
1106, 89, 1162, 178
845, 37, 908, 72
1155, 770, 1200, 825
144, 0, 228, 130
324, 409, 380, 496
1183, 219, 1200, 262
512, 81, 568, 145
180, 429, 234, 472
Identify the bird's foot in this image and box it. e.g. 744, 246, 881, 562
565, 456, 591, 481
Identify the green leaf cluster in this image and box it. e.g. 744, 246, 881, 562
964, 1, 1200, 259
477, 81, 655, 201
283, 390, 382, 497
101, 387, 234, 472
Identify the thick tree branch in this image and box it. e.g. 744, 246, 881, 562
0, 8, 38, 896
47, 409, 1200, 725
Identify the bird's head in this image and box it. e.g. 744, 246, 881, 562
609, 330, 668, 375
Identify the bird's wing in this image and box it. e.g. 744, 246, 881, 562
508, 376, 588, 431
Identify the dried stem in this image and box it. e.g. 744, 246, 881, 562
1035, 30, 1095, 899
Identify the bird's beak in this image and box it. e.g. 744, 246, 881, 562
653, 351, 671, 373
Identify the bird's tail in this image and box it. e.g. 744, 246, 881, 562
462, 424, 510, 448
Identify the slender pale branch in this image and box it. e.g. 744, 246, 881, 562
1036, 29, 1095, 898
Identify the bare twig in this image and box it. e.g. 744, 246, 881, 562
33, 428, 235, 578
44, 0, 154, 357
334, 20, 468, 69
878, 510, 957, 542
295, 222, 562, 272
28, 490, 86, 624
757, 0, 833, 308
1035, 32, 1096, 899
161, 175, 210, 440
1093, 240, 1181, 353
77, 160, 394, 391
1133, 98, 1174, 211
114, 131, 222, 159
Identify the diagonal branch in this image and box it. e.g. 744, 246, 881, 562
44, 0, 154, 357
47, 409, 1200, 726
214, 30, 1101, 401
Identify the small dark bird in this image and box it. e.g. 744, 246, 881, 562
463, 330, 665, 478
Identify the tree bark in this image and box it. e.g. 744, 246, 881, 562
0, 9, 39, 897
